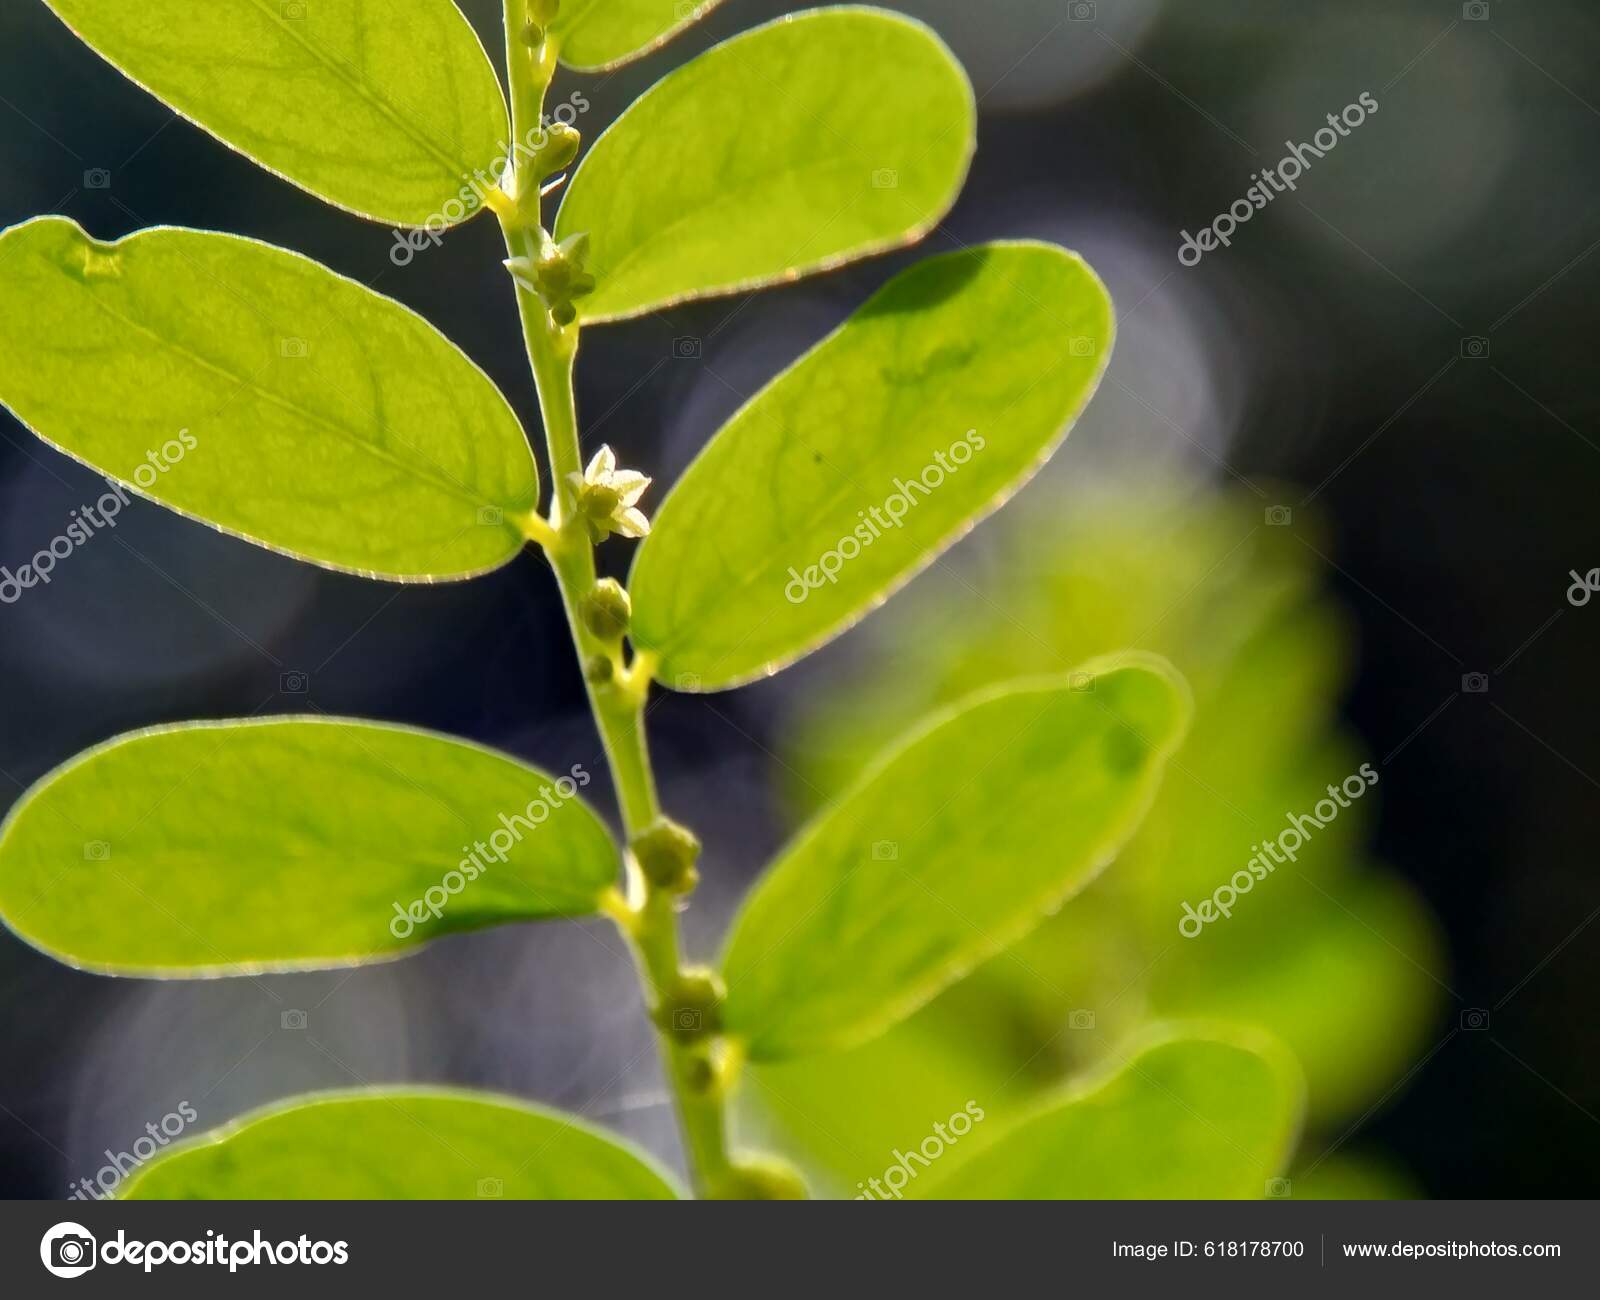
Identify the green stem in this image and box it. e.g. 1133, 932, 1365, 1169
498, 1, 738, 1199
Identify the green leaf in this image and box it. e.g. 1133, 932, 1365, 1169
630, 242, 1113, 691
552, 0, 728, 72
1150, 872, 1444, 1122
121, 1090, 680, 1199
923, 1027, 1304, 1199
554, 7, 975, 322
721, 660, 1191, 1061
0, 717, 618, 975
42, 0, 509, 226
0, 218, 537, 581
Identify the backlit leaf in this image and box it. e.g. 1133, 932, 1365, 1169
0, 717, 617, 974
0, 218, 537, 581
552, 0, 728, 71
721, 661, 1190, 1060
555, 7, 975, 321
630, 242, 1113, 691
924, 1027, 1304, 1199
42, 0, 509, 225
122, 1090, 679, 1199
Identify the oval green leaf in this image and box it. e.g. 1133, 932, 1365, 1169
630, 242, 1113, 691
552, 0, 729, 72
0, 718, 619, 975
0, 217, 537, 581
554, 7, 975, 322
721, 661, 1191, 1061
121, 1090, 680, 1199
924, 1027, 1304, 1199
42, 0, 508, 226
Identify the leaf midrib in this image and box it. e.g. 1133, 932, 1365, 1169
70, 269, 514, 516
239, 0, 472, 183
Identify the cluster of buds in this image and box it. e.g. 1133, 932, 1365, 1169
506, 228, 594, 327
630, 816, 701, 895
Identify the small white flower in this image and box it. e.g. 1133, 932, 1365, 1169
568, 445, 652, 542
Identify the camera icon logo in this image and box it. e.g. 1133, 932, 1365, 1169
1265, 505, 1293, 526
1265, 1177, 1293, 1198
281, 1, 309, 18
1461, 672, 1489, 694
673, 1008, 703, 1033
673, 335, 702, 360
280, 671, 310, 694
279, 337, 309, 359
1068, 1009, 1096, 1030
871, 840, 898, 861
41, 1222, 97, 1278
477, 1176, 504, 1198
1068, 671, 1095, 692
477, 506, 504, 526
675, 1, 703, 19
871, 168, 899, 189
1462, 1, 1489, 20
1069, 1, 1097, 19
1460, 334, 1490, 359
675, 672, 701, 691
1068, 336, 1096, 358
83, 840, 112, 861
83, 168, 111, 190
281, 1009, 308, 1030
1460, 1008, 1490, 1031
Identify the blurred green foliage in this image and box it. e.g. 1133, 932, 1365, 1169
750, 485, 1445, 1198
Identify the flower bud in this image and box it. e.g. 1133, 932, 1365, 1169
710, 1157, 809, 1201
652, 966, 724, 1040
631, 816, 700, 893
505, 227, 595, 329
583, 653, 615, 686
535, 124, 582, 181
580, 578, 632, 640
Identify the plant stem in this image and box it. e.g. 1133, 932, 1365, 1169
498, 2, 736, 1198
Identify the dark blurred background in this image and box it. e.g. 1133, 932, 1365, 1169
2, 0, 1597, 1197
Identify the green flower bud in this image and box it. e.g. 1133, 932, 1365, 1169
505, 227, 593, 330
536, 125, 582, 181
530, 0, 561, 26
583, 653, 615, 687
631, 816, 701, 893
580, 578, 632, 640
652, 966, 723, 1040
710, 1157, 809, 1201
